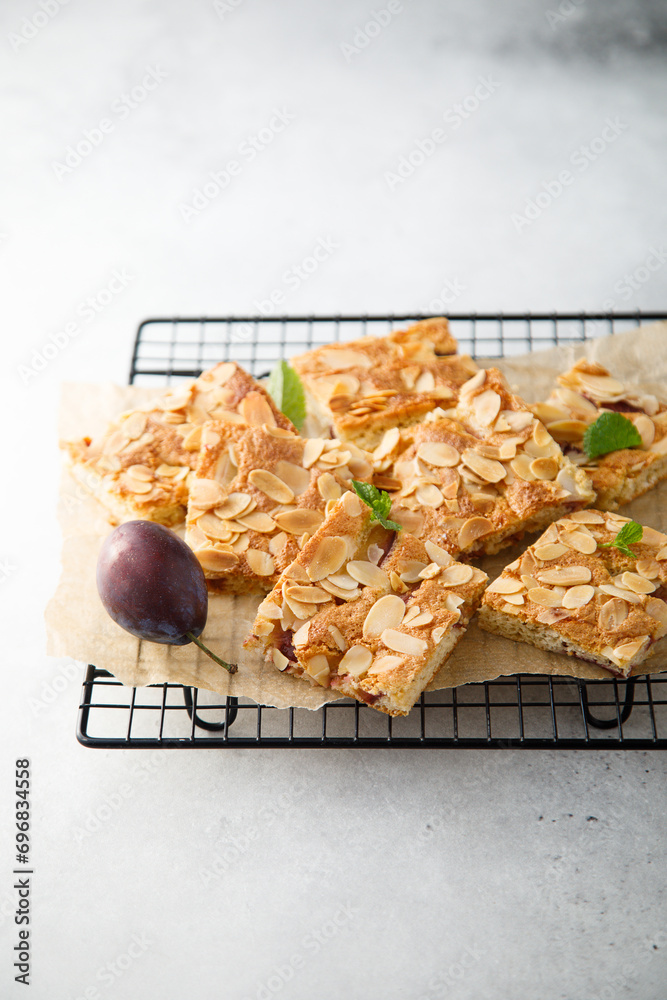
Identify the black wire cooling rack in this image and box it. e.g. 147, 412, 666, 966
77, 312, 667, 750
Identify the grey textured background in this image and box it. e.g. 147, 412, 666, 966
2, 1, 667, 997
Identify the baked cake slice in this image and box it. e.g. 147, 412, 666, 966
372, 367, 595, 557
185, 423, 374, 593
479, 510, 667, 677
531, 358, 667, 509
291, 318, 478, 449
63, 361, 293, 525
247, 489, 488, 716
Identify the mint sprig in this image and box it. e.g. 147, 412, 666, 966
582, 412, 642, 460
351, 480, 402, 531
267, 361, 306, 431
599, 520, 643, 559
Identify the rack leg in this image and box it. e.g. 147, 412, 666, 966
580, 677, 636, 730
182, 688, 239, 732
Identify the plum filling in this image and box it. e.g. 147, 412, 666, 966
277, 631, 296, 663
376, 530, 396, 567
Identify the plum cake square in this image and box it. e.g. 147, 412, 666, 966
185, 423, 374, 593
247, 489, 488, 716
291, 318, 479, 450
63, 361, 293, 525
372, 367, 595, 557
479, 510, 667, 677
531, 358, 667, 510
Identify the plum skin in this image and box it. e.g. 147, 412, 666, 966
96, 520, 208, 645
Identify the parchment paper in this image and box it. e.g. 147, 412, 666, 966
45, 323, 667, 709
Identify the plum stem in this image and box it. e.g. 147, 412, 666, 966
185, 632, 238, 674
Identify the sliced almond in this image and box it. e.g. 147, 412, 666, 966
534, 543, 570, 561
631, 413, 656, 449
326, 570, 358, 591
560, 530, 597, 555
611, 637, 648, 664
431, 625, 448, 642
317, 348, 372, 370
640, 525, 667, 546
598, 598, 629, 630
235, 511, 276, 533
472, 389, 501, 426
545, 419, 590, 442
486, 576, 525, 594
403, 605, 424, 624
504, 593, 525, 606
271, 649, 290, 671
285, 585, 331, 604
274, 509, 325, 535
319, 579, 361, 601
342, 491, 362, 516
415, 370, 436, 393
257, 597, 282, 620
268, 532, 289, 557
620, 571, 656, 595
510, 455, 536, 482
424, 540, 454, 567
399, 560, 428, 583
636, 558, 661, 580
503, 410, 534, 432
562, 584, 595, 609
189, 479, 225, 509
368, 655, 404, 675
598, 584, 643, 605
381, 629, 427, 656
122, 412, 148, 440
417, 442, 460, 468
567, 510, 606, 524
461, 449, 506, 483
458, 517, 493, 550
416, 484, 444, 508
645, 597, 667, 635
439, 564, 474, 586
460, 370, 486, 396
303, 438, 325, 469
293, 621, 311, 646
339, 645, 372, 678
391, 508, 425, 537
536, 608, 572, 625
317, 473, 342, 501
346, 561, 390, 589
197, 512, 234, 541
248, 469, 295, 504
445, 594, 465, 614
246, 549, 275, 576
363, 594, 406, 638
273, 460, 310, 496
537, 566, 592, 586
530, 457, 559, 481
122, 475, 153, 495
527, 587, 563, 608
238, 392, 277, 427
373, 427, 400, 461
305, 654, 330, 685
577, 373, 625, 398
306, 536, 348, 581
328, 625, 348, 651
196, 547, 239, 572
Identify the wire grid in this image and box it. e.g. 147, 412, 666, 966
78, 312, 667, 750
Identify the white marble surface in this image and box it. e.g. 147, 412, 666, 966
2, 0, 667, 996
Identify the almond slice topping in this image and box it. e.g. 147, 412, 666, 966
399, 560, 428, 583
196, 547, 239, 572
246, 549, 275, 576
307, 536, 348, 581
373, 428, 400, 461
611, 637, 648, 663
424, 540, 454, 567
645, 597, 667, 634
417, 442, 460, 468
346, 561, 390, 589
445, 594, 465, 614
328, 625, 348, 651
197, 513, 234, 541
190, 479, 226, 509
598, 584, 643, 605
472, 389, 501, 426
272, 649, 290, 671
457, 517, 493, 550
368, 655, 405, 675
235, 511, 276, 533
274, 509, 325, 535
339, 645, 372, 678
620, 571, 656, 595
486, 576, 525, 594
439, 564, 474, 586
275, 460, 311, 496
238, 392, 277, 427
462, 449, 506, 483
562, 584, 595, 609
510, 455, 536, 482
527, 588, 563, 608
632, 414, 655, 448
598, 598, 629, 629
363, 594, 406, 638
257, 597, 282, 620
407, 611, 435, 627
560, 530, 597, 555
534, 543, 570, 561
305, 654, 330, 685
567, 510, 606, 524
302, 438, 325, 469
504, 593, 525, 606
342, 491, 363, 516
317, 473, 342, 501
530, 457, 559, 481
416, 484, 445, 508
248, 470, 295, 504
381, 629, 428, 656
284, 585, 331, 604
292, 621, 311, 646
537, 566, 592, 586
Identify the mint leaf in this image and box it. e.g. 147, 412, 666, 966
599, 520, 643, 559
267, 361, 306, 431
582, 412, 642, 459
351, 480, 402, 531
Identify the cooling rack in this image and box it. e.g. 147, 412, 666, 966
77, 312, 667, 749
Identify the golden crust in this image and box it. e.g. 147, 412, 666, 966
479, 509, 667, 677
185, 423, 374, 593
291, 318, 476, 449
531, 358, 667, 509
247, 492, 488, 715
373, 368, 595, 558
62, 361, 293, 525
